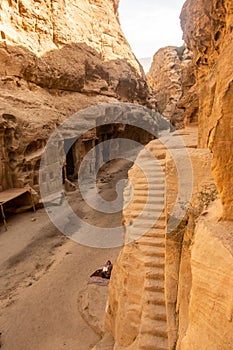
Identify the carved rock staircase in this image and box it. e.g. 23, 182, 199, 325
124, 141, 168, 350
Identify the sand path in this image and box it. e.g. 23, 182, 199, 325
0, 159, 131, 349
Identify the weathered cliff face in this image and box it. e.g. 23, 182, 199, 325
0, 0, 149, 97
0, 0, 139, 71
180, 0, 233, 220
166, 144, 217, 350
180, 201, 233, 350
147, 46, 198, 129
0, 0, 151, 193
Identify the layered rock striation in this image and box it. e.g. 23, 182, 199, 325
0, 0, 152, 194
180, 0, 233, 220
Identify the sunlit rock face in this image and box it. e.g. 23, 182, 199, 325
181, 0, 233, 220
0, 0, 140, 70
0, 0, 153, 193
179, 201, 233, 350
0, 0, 151, 99
147, 46, 197, 129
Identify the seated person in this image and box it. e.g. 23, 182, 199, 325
90, 260, 113, 279
101, 260, 113, 279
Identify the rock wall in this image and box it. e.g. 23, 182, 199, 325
0, 0, 152, 194
166, 143, 217, 349
179, 201, 233, 350
147, 46, 198, 129
180, 0, 233, 220
0, 0, 140, 72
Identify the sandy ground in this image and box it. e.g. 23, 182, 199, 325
0, 159, 132, 350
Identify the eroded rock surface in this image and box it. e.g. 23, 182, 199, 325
0, 0, 152, 195
147, 46, 197, 129
181, 0, 233, 220
180, 201, 233, 350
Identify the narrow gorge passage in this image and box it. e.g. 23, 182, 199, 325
1, 0, 233, 349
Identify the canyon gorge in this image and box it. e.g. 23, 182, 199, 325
0, 1, 232, 350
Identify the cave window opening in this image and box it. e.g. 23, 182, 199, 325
65, 144, 75, 180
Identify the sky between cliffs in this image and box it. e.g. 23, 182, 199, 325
119, 0, 185, 59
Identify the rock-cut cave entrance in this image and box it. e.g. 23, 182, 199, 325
63, 124, 155, 183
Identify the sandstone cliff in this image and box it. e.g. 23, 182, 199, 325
180, 0, 233, 220
106, 1, 233, 350
179, 201, 233, 350
147, 46, 198, 129
0, 0, 151, 194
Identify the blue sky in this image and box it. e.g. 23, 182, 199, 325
119, 0, 185, 58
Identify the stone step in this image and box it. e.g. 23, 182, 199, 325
130, 205, 166, 215
133, 180, 165, 190
143, 303, 167, 322
127, 225, 165, 234
146, 272, 165, 280
132, 220, 166, 229
132, 187, 165, 193
132, 200, 165, 208
138, 240, 165, 248
130, 193, 165, 201
133, 185, 165, 192
145, 275, 164, 288
124, 196, 165, 206
141, 233, 166, 242
135, 170, 164, 177
139, 333, 168, 350
144, 291, 166, 305
138, 235, 165, 244
131, 203, 165, 212
142, 254, 165, 273
141, 328, 168, 340
131, 227, 165, 237
138, 168, 164, 175
130, 230, 166, 239
132, 172, 164, 180
144, 279, 164, 293
131, 212, 166, 223
130, 191, 165, 200
139, 245, 165, 256
125, 231, 165, 243
145, 257, 165, 271
140, 318, 168, 338
145, 266, 165, 277
127, 235, 164, 244
140, 247, 165, 257
144, 261, 165, 269
138, 152, 167, 161
141, 252, 165, 259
